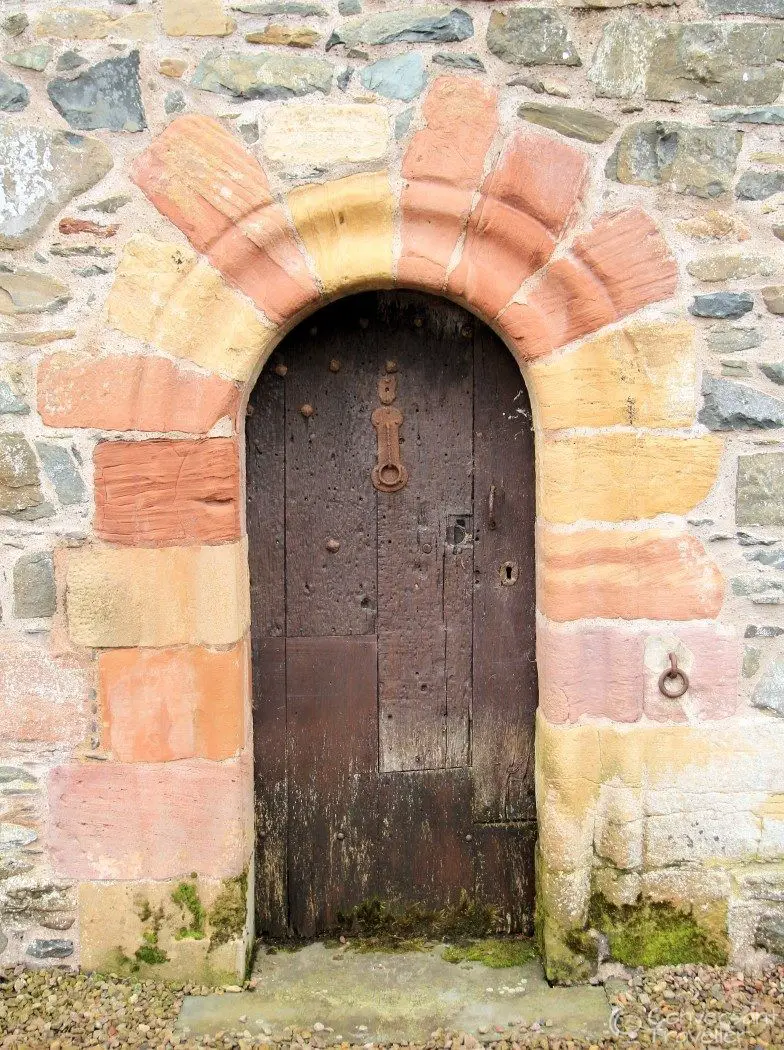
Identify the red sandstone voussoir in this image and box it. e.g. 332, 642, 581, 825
132, 114, 319, 325
37, 353, 239, 434
48, 758, 251, 880
94, 438, 241, 546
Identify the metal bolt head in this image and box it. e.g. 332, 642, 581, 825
300, 403, 314, 418
359, 317, 369, 329
326, 538, 341, 553
336, 831, 345, 841
329, 358, 341, 373
421, 542, 433, 555
274, 362, 288, 377
385, 359, 398, 374
245, 403, 255, 417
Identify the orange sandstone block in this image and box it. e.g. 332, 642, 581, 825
37, 353, 238, 434
538, 528, 725, 622
94, 438, 241, 546
399, 76, 498, 290
99, 642, 246, 762
132, 114, 318, 325
448, 131, 589, 317
48, 758, 251, 880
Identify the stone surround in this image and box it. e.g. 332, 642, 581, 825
0, 0, 783, 983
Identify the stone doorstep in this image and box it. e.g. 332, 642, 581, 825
176, 944, 610, 1043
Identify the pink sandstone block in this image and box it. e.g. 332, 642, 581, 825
0, 638, 91, 746
48, 758, 251, 880
643, 626, 742, 722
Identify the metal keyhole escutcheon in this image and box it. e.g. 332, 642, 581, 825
658, 652, 689, 699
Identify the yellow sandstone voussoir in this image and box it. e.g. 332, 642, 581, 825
66, 541, 250, 648
107, 237, 276, 382
537, 433, 723, 524
287, 171, 395, 297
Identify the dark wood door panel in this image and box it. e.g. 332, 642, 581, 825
473, 822, 537, 935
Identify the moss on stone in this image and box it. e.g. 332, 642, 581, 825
332, 892, 501, 952
172, 881, 206, 941
589, 893, 728, 968
442, 938, 537, 968
209, 871, 247, 949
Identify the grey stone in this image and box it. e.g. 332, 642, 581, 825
707, 327, 761, 353
192, 49, 332, 100
756, 913, 784, 957
732, 576, 784, 603
736, 171, 784, 201
10, 502, 55, 522
337, 66, 353, 91
508, 72, 545, 93
487, 9, 581, 67
40, 915, 75, 931
774, 226, 784, 242
762, 286, 784, 316
13, 552, 56, 619
518, 102, 617, 144
0, 929, 6, 955
761, 363, 784, 386
0, 381, 28, 415
73, 264, 109, 278
738, 453, 784, 526
56, 50, 86, 72
47, 51, 146, 133
432, 52, 485, 71
0, 435, 42, 515
238, 120, 259, 144
359, 54, 426, 102
79, 194, 131, 214
49, 243, 114, 258
0, 766, 37, 788
0, 823, 37, 848
712, 107, 784, 125
690, 293, 754, 319
0, 266, 70, 315
0, 71, 27, 112
606, 122, 741, 199
752, 658, 784, 716
706, 0, 783, 13
338, 0, 361, 12
164, 89, 186, 114
743, 646, 762, 678
589, 14, 659, 98
26, 939, 73, 960
745, 625, 784, 638
5, 44, 52, 71
0, 860, 33, 880
327, 7, 473, 50
646, 24, 784, 107
231, 1, 328, 12
702, 375, 784, 432
687, 254, 776, 282
35, 442, 86, 505
394, 107, 414, 141
2, 13, 28, 36
721, 360, 750, 378
745, 549, 784, 570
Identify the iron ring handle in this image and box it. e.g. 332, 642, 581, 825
658, 652, 689, 699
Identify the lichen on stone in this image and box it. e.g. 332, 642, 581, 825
208, 871, 247, 949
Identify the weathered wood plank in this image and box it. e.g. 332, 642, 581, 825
287, 635, 379, 936
285, 302, 378, 638
472, 327, 538, 822
377, 294, 474, 773
473, 822, 537, 935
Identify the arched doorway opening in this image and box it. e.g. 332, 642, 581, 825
247, 291, 537, 939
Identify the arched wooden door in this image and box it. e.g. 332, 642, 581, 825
247, 292, 537, 938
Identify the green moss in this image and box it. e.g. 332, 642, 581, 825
172, 881, 206, 941
442, 938, 537, 968
134, 943, 169, 965
589, 894, 728, 968
209, 871, 247, 949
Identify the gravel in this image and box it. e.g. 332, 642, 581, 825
1, 962, 783, 1049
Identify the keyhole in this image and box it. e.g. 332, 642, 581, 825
500, 560, 519, 586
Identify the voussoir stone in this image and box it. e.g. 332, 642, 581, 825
589, 14, 660, 98
687, 253, 777, 282
607, 121, 741, 198
736, 171, 784, 201
737, 453, 784, 526
0, 434, 43, 514
487, 8, 581, 66
263, 104, 389, 166
359, 53, 426, 101
326, 7, 473, 49
690, 292, 754, 319
645, 23, 784, 106
518, 102, 617, 143
47, 51, 146, 132
752, 657, 784, 716
700, 374, 784, 431
0, 266, 70, 315
192, 48, 332, 98
0, 71, 27, 112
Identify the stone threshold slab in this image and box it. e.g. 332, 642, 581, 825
177, 943, 610, 1043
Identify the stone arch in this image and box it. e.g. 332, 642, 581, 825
39, 78, 732, 983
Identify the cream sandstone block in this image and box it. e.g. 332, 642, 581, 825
107, 237, 276, 381
526, 321, 696, 430
287, 172, 395, 296
537, 433, 723, 523
161, 0, 235, 36
66, 540, 250, 648
264, 105, 390, 168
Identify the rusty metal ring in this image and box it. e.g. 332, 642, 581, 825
658, 652, 689, 699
